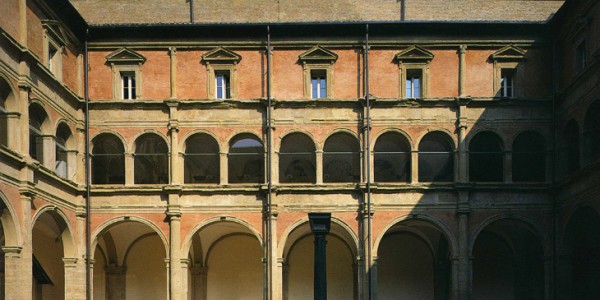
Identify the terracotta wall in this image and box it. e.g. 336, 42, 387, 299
176, 50, 205, 99
236, 50, 264, 99
430, 49, 460, 98
26, 0, 44, 60
368, 50, 399, 98
88, 51, 112, 99
62, 46, 79, 93
141, 50, 170, 99
272, 50, 303, 99
0, 0, 19, 40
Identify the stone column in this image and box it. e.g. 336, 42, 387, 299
456, 100, 469, 183
17, 192, 33, 300
42, 135, 55, 169
105, 265, 126, 300
125, 152, 134, 185
219, 152, 228, 185
6, 112, 21, 150
456, 197, 472, 300
75, 126, 85, 184
281, 260, 289, 300
169, 47, 177, 99
18, 85, 29, 157
267, 208, 280, 300
315, 150, 323, 184
167, 101, 180, 185
370, 257, 378, 300
169, 212, 182, 300
271, 151, 279, 185
411, 150, 419, 184
458, 46, 467, 97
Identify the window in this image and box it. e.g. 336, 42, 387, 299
469, 131, 504, 182
323, 133, 360, 183
48, 44, 59, 74
92, 133, 125, 184
29, 104, 48, 162
42, 20, 66, 80
418, 132, 454, 182
215, 71, 231, 99
134, 133, 169, 184
374, 132, 411, 182
184, 133, 220, 184
513, 131, 545, 182
121, 72, 136, 100
395, 45, 433, 99
500, 69, 514, 98
55, 123, 72, 178
279, 133, 316, 183
299, 46, 337, 99
405, 69, 422, 98
576, 40, 587, 74
491, 45, 525, 98
202, 47, 241, 100
106, 48, 146, 100
228, 134, 264, 184
311, 70, 327, 99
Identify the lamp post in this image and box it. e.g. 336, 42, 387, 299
309, 212, 331, 300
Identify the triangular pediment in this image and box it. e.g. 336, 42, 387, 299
41, 20, 68, 47
105, 48, 146, 64
395, 45, 434, 62
202, 47, 241, 63
490, 45, 526, 61
299, 46, 338, 63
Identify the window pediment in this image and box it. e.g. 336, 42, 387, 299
490, 45, 526, 62
41, 20, 68, 47
202, 47, 242, 64
299, 46, 338, 64
395, 45, 434, 63
106, 48, 146, 65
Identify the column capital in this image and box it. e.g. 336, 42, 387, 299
1, 246, 22, 254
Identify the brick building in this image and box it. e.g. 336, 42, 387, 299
0, 0, 599, 299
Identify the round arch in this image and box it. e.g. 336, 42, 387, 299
466, 129, 506, 150
32, 205, 76, 258
0, 191, 20, 247
91, 130, 128, 153
278, 130, 318, 151
415, 129, 457, 150
90, 216, 169, 260
371, 128, 415, 151
319, 128, 360, 151
129, 130, 170, 152
180, 129, 223, 152
225, 131, 264, 151
373, 214, 457, 258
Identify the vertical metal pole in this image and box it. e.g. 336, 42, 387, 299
364, 23, 373, 300
189, 0, 194, 23
309, 213, 331, 300
84, 29, 92, 300
263, 24, 273, 300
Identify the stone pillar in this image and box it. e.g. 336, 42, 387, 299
105, 265, 126, 300
18, 0, 27, 46
219, 152, 228, 185
315, 150, 323, 184
2, 246, 26, 300
456, 101, 469, 183
504, 151, 512, 183
42, 135, 55, 169
167, 101, 180, 185
64, 257, 85, 300
125, 152, 134, 185
451, 257, 459, 300
169, 213, 182, 300
190, 265, 207, 300
267, 208, 280, 300
458, 46, 467, 97
6, 113, 21, 150
169, 47, 177, 99
17, 192, 33, 300
18, 85, 29, 157
271, 151, 279, 185
369, 257, 378, 300
457, 199, 471, 300
281, 260, 288, 300
411, 150, 419, 183
75, 126, 85, 184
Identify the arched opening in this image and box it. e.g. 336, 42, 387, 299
512, 131, 546, 182
55, 123, 72, 178
279, 133, 316, 183
469, 131, 504, 182
0, 78, 15, 147
93, 220, 167, 300
377, 219, 451, 300
186, 220, 262, 300
561, 120, 580, 175
92, 133, 125, 184
184, 133, 220, 184
228, 133, 264, 183
472, 219, 544, 300
134, 133, 168, 184
560, 207, 600, 299
323, 132, 360, 183
418, 132, 454, 182
29, 104, 48, 162
32, 210, 73, 300
373, 132, 411, 182
583, 100, 600, 162
282, 221, 356, 300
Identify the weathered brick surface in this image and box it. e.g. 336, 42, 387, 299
69, 0, 564, 25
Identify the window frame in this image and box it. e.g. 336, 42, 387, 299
491, 45, 526, 98
120, 72, 137, 100
299, 46, 338, 100
395, 45, 433, 99
106, 48, 146, 100
202, 47, 241, 100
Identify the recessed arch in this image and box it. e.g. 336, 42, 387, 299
92, 132, 126, 184
278, 129, 318, 151
371, 128, 414, 151
323, 131, 361, 183
418, 131, 455, 182
0, 75, 17, 147
32, 205, 76, 258
184, 132, 220, 184
373, 131, 412, 182
469, 214, 547, 255
583, 100, 600, 162
134, 132, 169, 184
279, 132, 316, 183
512, 130, 546, 182
414, 128, 457, 150
469, 131, 504, 182
228, 132, 265, 184
0, 191, 20, 247
91, 130, 128, 153
180, 129, 222, 153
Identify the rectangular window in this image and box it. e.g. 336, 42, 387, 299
311, 70, 327, 99
576, 40, 587, 74
500, 69, 514, 97
215, 71, 231, 99
406, 69, 422, 98
121, 73, 136, 100
48, 44, 59, 75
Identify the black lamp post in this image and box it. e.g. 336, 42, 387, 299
309, 212, 331, 300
